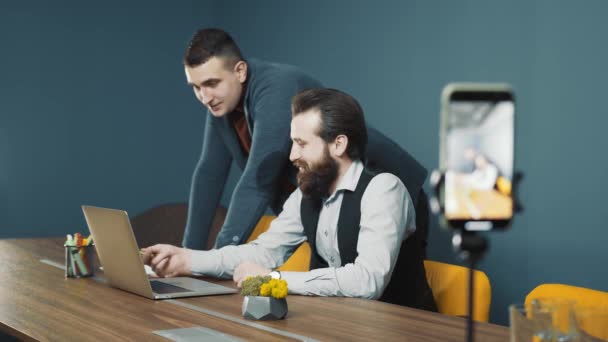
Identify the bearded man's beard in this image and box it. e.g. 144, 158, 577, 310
294, 147, 338, 200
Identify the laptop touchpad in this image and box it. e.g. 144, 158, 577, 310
150, 280, 192, 294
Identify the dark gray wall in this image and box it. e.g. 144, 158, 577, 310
210, 0, 608, 325
2, 0, 607, 326
0, 1, 218, 237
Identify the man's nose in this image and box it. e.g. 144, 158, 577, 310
289, 145, 300, 162
197, 88, 212, 105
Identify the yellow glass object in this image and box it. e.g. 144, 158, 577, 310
526, 284, 608, 341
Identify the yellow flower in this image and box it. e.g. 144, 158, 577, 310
252, 278, 289, 298
272, 286, 287, 299
259, 283, 272, 297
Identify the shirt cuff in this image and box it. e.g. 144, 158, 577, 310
190, 249, 218, 276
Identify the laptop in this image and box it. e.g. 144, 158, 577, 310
81, 205, 237, 299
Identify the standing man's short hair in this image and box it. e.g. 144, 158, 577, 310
292, 88, 368, 161
183, 28, 245, 68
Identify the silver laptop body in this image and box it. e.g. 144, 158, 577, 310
82, 205, 237, 299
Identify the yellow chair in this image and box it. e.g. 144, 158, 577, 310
246, 215, 311, 272
496, 176, 512, 196
525, 284, 608, 340
424, 260, 492, 322
525, 283, 608, 309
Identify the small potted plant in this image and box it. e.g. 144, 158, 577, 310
241, 275, 288, 320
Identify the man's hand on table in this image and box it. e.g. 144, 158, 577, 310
233, 261, 272, 288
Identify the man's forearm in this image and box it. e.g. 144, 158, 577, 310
182, 118, 232, 249
182, 171, 227, 249
190, 243, 281, 278
281, 264, 387, 300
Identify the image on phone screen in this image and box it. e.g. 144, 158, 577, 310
444, 94, 514, 223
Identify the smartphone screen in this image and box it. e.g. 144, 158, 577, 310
443, 90, 514, 230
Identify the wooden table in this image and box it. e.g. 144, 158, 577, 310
0, 238, 509, 341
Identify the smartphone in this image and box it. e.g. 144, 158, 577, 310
439, 83, 515, 231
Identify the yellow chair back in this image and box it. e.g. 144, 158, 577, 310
246, 215, 311, 272
424, 260, 492, 322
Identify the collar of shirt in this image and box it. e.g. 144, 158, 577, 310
324, 159, 364, 205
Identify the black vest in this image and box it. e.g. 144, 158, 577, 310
300, 170, 437, 311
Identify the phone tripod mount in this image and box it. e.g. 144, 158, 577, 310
428, 169, 523, 342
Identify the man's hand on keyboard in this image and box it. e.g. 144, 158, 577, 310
142, 244, 192, 278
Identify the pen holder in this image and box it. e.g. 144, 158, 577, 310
65, 244, 95, 278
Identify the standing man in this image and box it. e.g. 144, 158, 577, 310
146, 88, 436, 311
182, 28, 428, 252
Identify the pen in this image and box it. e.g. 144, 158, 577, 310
72, 248, 88, 275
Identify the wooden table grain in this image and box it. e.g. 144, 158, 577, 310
0, 238, 509, 341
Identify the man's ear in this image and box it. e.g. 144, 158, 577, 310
234, 61, 248, 83
332, 135, 349, 157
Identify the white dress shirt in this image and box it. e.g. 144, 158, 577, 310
190, 160, 416, 300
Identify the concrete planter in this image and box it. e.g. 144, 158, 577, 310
242, 296, 288, 320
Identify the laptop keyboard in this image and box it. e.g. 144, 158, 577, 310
150, 280, 192, 294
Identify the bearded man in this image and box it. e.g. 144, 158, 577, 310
144, 88, 436, 311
